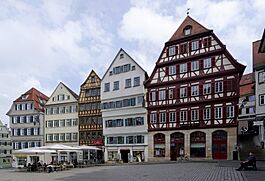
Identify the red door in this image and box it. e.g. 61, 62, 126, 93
212, 131, 227, 160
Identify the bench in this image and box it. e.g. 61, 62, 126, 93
245, 160, 257, 170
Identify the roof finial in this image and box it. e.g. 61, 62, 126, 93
187, 8, 190, 16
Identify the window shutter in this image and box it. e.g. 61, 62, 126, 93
223, 80, 227, 93
199, 84, 203, 96
200, 59, 204, 70
176, 87, 180, 99
156, 90, 159, 101
226, 80, 232, 92
176, 46, 179, 55
166, 89, 169, 100
208, 37, 212, 47
211, 57, 216, 67
199, 39, 202, 49
187, 62, 191, 72
188, 86, 191, 97
176, 64, 179, 74
165, 67, 169, 76
189, 42, 192, 52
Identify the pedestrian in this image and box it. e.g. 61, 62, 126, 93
236, 152, 256, 171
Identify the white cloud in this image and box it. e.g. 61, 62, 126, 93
119, 7, 177, 45
0, 0, 114, 125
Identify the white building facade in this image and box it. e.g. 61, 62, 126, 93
7, 88, 48, 150
0, 120, 12, 168
253, 40, 265, 150
101, 49, 148, 163
44, 82, 79, 148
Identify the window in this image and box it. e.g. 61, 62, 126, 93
54, 120, 59, 127
184, 27, 191, 35
203, 108, 211, 120
191, 85, 199, 96
215, 81, 223, 93
65, 133, 71, 141
180, 111, 187, 122
180, 87, 187, 98
154, 133, 165, 157
204, 58, 211, 68
227, 106, 234, 118
159, 112, 166, 123
54, 134, 59, 141
191, 61, 199, 71
60, 120, 65, 127
191, 110, 199, 121
113, 81, 119, 90
134, 77, 140, 87
108, 151, 118, 161
58, 94, 64, 101
150, 113, 157, 123
169, 112, 176, 122
168, 46, 176, 56
72, 133, 77, 141
47, 121, 53, 128
203, 83, 211, 95
125, 78, 131, 88
169, 65, 176, 75
159, 90, 166, 100
104, 83, 110, 92
169, 89, 174, 99
66, 119, 71, 126
149, 91, 156, 101
60, 133, 65, 141
120, 53, 124, 59
180, 63, 187, 73
215, 107, 222, 119
203, 37, 211, 47
259, 72, 265, 83
191, 41, 199, 51
260, 94, 265, 105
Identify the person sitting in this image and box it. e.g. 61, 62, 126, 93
236, 152, 256, 171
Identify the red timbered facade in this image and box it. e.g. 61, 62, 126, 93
145, 16, 245, 160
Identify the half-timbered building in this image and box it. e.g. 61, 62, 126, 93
144, 16, 245, 161
78, 70, 103, 160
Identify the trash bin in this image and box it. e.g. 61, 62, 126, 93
233, 151, 238, 160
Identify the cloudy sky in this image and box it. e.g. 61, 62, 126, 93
0, 0, 264, 125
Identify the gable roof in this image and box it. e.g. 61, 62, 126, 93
102, 48, 148, 80
81, 69, 101, 87
253, 40, 265, 69
14, 87, 48, 112
48, 82, 79, 102
168, 16, 210, 42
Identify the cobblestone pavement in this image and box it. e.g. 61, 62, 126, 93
0, 161, 264, 181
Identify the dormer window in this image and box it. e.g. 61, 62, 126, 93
184, 25, 192, 36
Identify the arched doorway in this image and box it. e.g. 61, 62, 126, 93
154, 133, 165, 157
190, 131, 206, 158
212, 130, 227, 160
170, 132, 184, 160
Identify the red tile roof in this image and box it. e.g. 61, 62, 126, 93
14, 87, 49, 112
240, 73, 255, 96
168, 16, 210, 42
